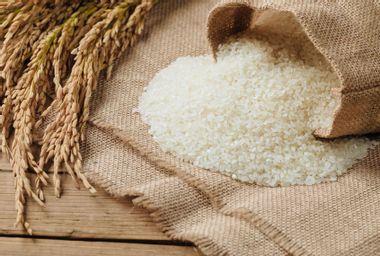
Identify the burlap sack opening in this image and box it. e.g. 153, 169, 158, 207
207, 1, 380, 138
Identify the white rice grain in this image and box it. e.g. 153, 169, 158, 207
138, 38, 378, 186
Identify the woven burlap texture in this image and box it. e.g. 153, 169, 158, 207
82, 1, 380, 255
208, 0, 380, 138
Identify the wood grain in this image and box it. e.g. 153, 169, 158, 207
0, 237, 200, 256
0, 152, 199, 255
0, 170, 169, 241
0, 152, 11, 171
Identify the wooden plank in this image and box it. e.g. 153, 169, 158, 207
0, 237, 200, 256
0, 171, 170, 241
0, 152, 11, 171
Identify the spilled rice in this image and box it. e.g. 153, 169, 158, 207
138, 37, 378, 186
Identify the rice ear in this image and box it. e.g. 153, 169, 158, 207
0, 0, 157, 233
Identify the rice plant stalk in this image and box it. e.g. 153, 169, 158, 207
0, 0, 157, 234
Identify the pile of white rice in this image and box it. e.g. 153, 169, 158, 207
137, 37, 377, 186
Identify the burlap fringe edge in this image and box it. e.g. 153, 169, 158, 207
85, 169, 228, 256
89, 118, 311, 256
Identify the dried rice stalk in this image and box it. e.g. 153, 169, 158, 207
40, 0, 157, 198
0, 0, 157, 234
0, 2, 82, 234
9, 2, 106, 233
1, 2, 79, 138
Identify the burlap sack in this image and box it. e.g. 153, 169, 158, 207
82, 1, 380, 255
208, 0, 380, 138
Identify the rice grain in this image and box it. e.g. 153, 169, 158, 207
138, 38, 378, 186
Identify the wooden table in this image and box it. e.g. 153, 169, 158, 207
0, 153, 199, 256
